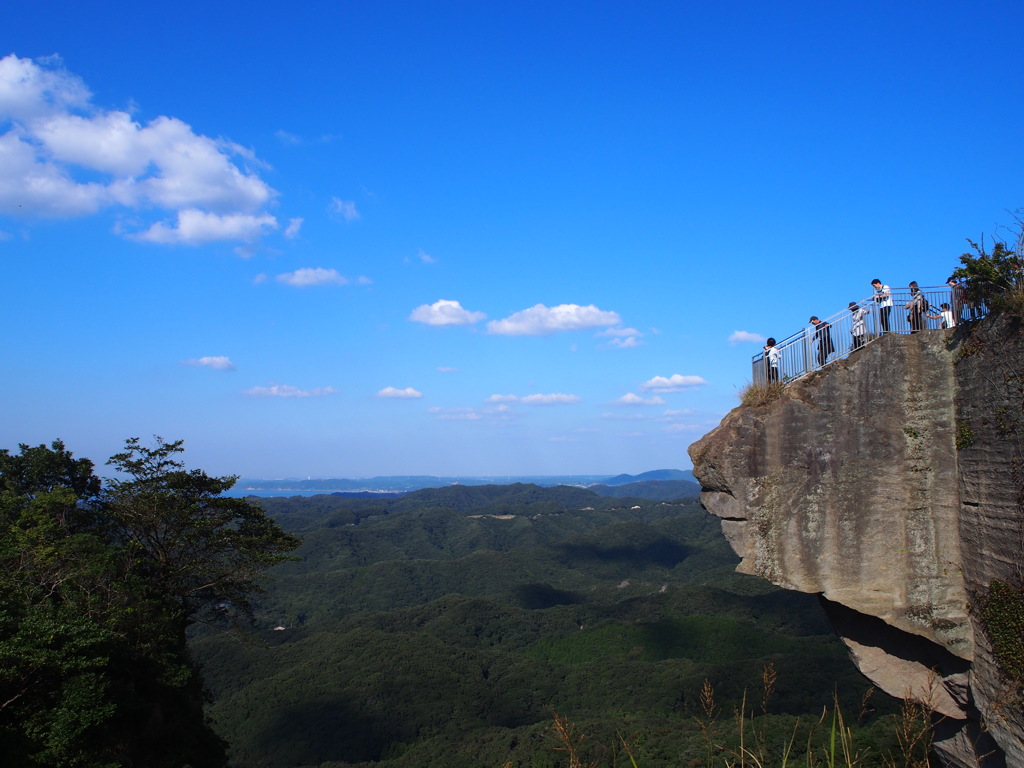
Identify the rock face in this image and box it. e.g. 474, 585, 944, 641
689, 314, 1024, 768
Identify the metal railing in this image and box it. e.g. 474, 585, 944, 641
751, 285, 988, 385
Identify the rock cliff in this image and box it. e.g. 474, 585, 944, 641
689, 313, 1024, 767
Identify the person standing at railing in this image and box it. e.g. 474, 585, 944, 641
809, 316, 834, 366
848, 301, 869, 350
906, 281, 927, 333
871, 279, 893, 333
763, 338, 781, 382
947, 277, 966, 322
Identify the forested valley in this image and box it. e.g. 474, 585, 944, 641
191, 484, 909, 768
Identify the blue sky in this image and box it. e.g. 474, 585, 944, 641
3, 1, 1023, 478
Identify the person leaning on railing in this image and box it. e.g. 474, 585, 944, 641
871, 279, 892, 333
905, 281, 927, 333
848, 301, 869, 350
927, 303, 956, 329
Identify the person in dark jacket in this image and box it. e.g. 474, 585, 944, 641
809, 316, 834, 367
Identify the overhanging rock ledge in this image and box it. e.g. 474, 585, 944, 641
689, 315, 1024, 768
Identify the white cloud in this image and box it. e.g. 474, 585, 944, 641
356, 275, 372, 285
0, 53, 91, 122
0, 54, 278, 243
640, 374, 708, 392
132, 209, 277, 245
437, 366, 457, 373
184, 355, 235, 371
417, 249, 435, 264
409, 299, 486, 326
328, 197, 360, 222
598, 326, 641, 338
729, 330, 766, 345
486, 303, 621, 336
244, 384, 338, 398
252, 273, 268, 284
614, 393, 666, 406
377, 386, 423, 399
485, 393, 581, 405
276, 267, 348, 287
602, 413, 645, 420
283, 217, 303, 239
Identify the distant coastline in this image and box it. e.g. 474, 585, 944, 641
229, 469, 696, 497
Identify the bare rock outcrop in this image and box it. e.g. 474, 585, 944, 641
689, 314, 1024, 767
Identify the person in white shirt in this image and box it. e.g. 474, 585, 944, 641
927, 302, 957, 329
871, 278, 892, 333
763, 338, 781, 382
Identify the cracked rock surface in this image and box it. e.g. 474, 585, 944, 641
689, 315, 1024, 768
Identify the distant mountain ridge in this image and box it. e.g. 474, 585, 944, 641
599, 469, 696, 486
237, 469, 695, 494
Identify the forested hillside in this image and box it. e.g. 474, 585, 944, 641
192, 486, 900, 768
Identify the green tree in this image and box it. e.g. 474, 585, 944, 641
104, 437, 301, 626
952, 236, 1024, 311
0, 438, 300, 767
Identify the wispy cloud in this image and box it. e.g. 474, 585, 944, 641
729, 330, 765, 345
640, 374, 707, 392
613, 393, 666, 406
274, 129, 302, 145
183, 355, 235, 371
328, 197, 360, 222
275, 130, 340, 146
417, 249, 435, 264
409, 299, 486, 326
428, 404, 511, 420
487, 303, 621, 336
437, 366, 457, 373
0, 54, 278, 244
597, 326, 643, 349
656, 408, 696, 421
276, 267, 348, 287
244, 384, 338, 398
283, 217, 303, 239
485, 393, 581, 405
377, 386, 423, 399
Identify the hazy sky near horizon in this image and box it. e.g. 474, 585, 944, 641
4, 1, 1023, 478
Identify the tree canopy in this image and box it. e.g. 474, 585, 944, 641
0, 437, 300, 768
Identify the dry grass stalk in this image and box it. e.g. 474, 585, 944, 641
551, 710, 597, 768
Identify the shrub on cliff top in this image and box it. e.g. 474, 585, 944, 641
740, 380, 786, 407
952, 233, 1024, 315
